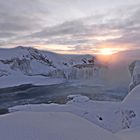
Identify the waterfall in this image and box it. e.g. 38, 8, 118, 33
63, 65, 100, 80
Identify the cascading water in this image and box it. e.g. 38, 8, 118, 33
63, 65, 100, 80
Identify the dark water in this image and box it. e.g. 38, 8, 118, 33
0, 82, 128, 109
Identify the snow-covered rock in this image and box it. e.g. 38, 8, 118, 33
67, 94, 90, 103
115, 61, 140, 130
119, 85, 140, 129
117, 60, 140, 130
129, 60, 140, 91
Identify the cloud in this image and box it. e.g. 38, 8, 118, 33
0, 0, 49, 45
0, 0, 140, 54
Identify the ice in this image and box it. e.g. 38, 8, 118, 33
0, 46, 105, 88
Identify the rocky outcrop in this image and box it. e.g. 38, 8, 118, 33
0, 69, 9, 77
0, 58, 31, 75
129, 60, 140, 91
121, 109, 136, 129
28, 48, 55, 67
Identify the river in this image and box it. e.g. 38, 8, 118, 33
0, 82, 128, 108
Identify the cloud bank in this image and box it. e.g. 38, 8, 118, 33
0, 0, 140, 54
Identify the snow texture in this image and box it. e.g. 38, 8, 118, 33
0, 112, 120, 140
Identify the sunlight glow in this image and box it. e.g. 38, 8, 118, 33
99, 48, 115, 55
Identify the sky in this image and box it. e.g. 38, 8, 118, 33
0, 0, 140, 55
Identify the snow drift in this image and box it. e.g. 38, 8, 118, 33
0, 112, 119, 140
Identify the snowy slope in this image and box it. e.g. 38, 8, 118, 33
5, 83, 140, 140
9, 95, 123, 133
0, 112, 120, 140
117, 126, 140, 140
8, 84, 140, 134
117, 61, 140, 129
119, 85, 140, 129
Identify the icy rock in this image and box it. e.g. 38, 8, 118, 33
0, 69, 9, 77
121, 110, 136, 129
67, 95, 90, 104
129, 61, 140, 91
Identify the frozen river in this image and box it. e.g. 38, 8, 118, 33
0, 82, 128, 108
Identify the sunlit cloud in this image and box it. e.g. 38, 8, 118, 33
92, 47, 127, 55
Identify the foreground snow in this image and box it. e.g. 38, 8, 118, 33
2, 63, 140, 140
0, 84, 140, 140
117, 126, 140, 140
10, 95, 121, 132
10, 94, 136, 133
0, 112, 120, 140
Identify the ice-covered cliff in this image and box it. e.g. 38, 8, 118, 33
118, 61, 140, 130
0, 46, 107, 83
129, 60, 140, 91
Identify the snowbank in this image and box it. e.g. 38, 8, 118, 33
123, 84, 140, 103
117, 126, 140, 140
2, 83, 140, 140
10, 95, 122, 133
0, 112, 119, 140
0, 74, 65, 88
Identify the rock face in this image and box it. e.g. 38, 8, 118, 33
129, 61, 140, 91
118, 61, 140, 130
120, 109, 136, 129
0, 46, 106, 80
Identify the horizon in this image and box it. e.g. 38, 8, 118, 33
0, 45, 139, 56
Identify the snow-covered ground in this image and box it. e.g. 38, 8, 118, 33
0, 74, 65, 88
0, 87, 137, 140
117, 126, 140, 140
10, 95, 121, 132
0, 92, 138, 140
9, 91, 138, 133
0, 112, 120, 140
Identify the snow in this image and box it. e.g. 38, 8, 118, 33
0, 74, 65, 88
123, 84, 140, 103
0, 112, 120, 140
1, 77, 140, 140
10, 95, 122, 133
8, 84, 140, 134
6, 86, 140, 140
117, 126, 140, 140
118, 84, 140, 129
1, 47, 140, 140
0, 46, 105, 88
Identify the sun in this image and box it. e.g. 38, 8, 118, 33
99, 48, 115, 55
